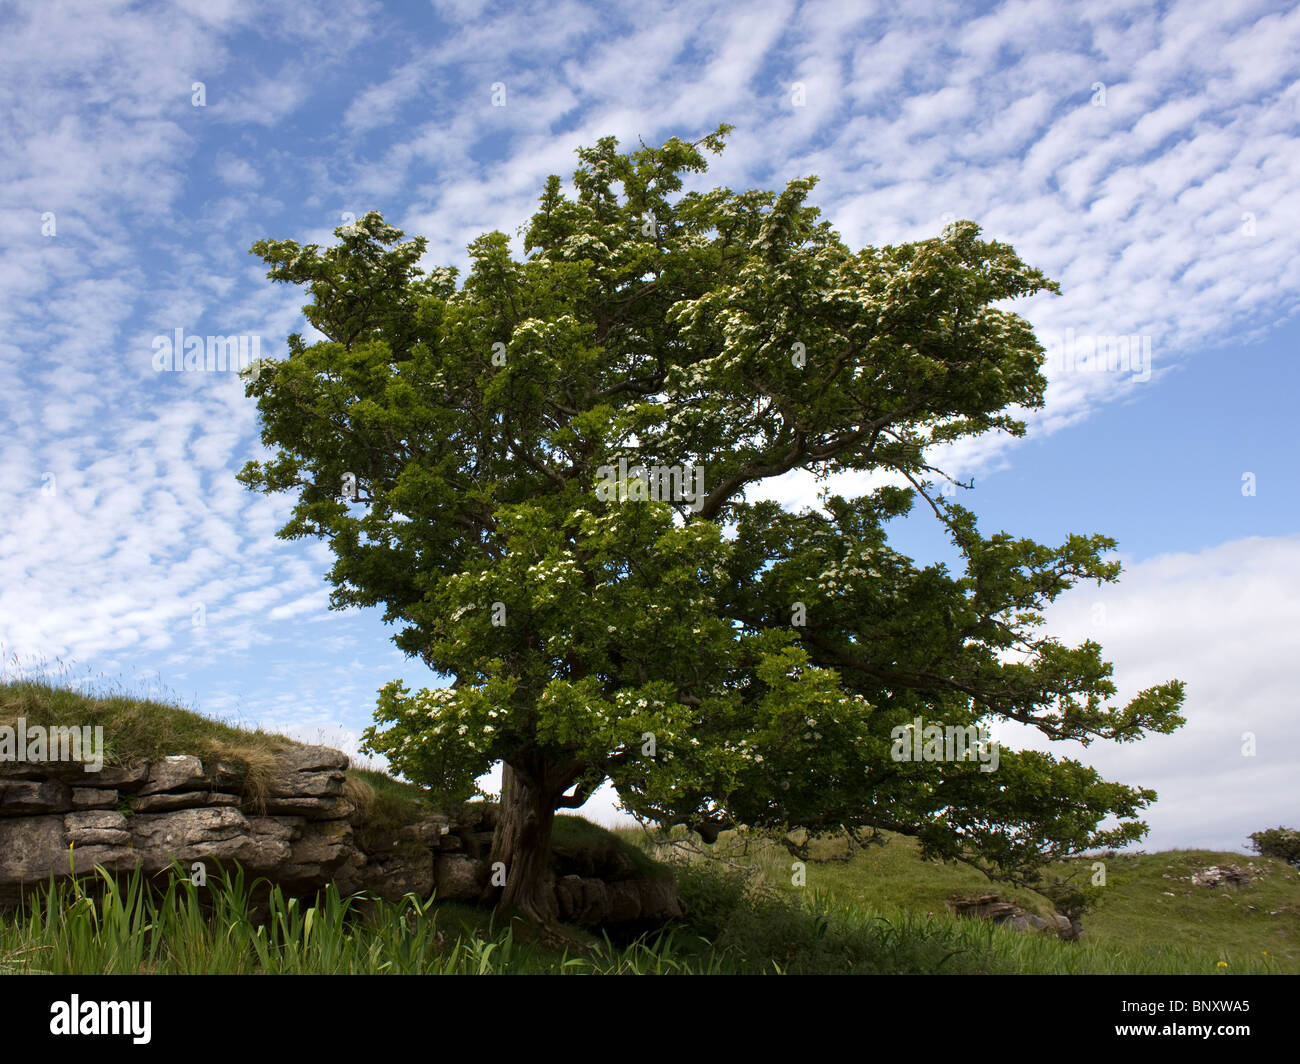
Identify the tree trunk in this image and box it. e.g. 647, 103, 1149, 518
488, 761, 560, 926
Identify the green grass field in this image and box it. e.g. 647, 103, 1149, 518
2, 676, 1296, 975
622, 827, 1300, 974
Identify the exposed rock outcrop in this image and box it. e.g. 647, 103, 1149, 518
1190, 864, 1262, 889
948, 893, 1079, 940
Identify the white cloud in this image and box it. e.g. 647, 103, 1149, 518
997, 534, 1300, 852
215, 154, 262, 189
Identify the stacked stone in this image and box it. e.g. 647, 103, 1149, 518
0, 746, 685, 924
0, 747, 358, 904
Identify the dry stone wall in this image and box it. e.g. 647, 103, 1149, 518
0, 746, 683, 925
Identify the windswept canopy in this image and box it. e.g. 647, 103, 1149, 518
240, 126, 1185, 914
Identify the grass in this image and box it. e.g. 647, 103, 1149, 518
1, 855, 1287, 975
343, 771, 438, 856
0, 673, 298, 801
2, 671, 1295, 974
622, 827, 1300, 974
551, 810, 674, 880
1047, 847, 1300, 969
0, 862, 715, 975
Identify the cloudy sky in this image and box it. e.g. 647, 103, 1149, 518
1, 0, 1297, 852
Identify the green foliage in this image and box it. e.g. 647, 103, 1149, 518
240, 124, 1186, 896
1249, 826, 1300, 866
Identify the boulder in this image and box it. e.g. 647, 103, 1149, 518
949, 893, 1076, 940
1191, 864, 1259, 889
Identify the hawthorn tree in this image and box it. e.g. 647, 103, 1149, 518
238, 125, 1186, 926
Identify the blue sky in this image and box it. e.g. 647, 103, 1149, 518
2, 0, 1298, 852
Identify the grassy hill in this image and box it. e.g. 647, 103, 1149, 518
622, 827, 1300, 974
2, 677, 1296, 974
